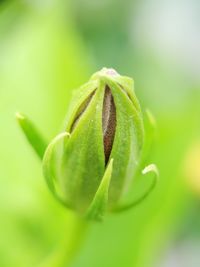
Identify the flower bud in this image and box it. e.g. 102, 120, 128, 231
42, 68, 157, 220
16, 68, 158, 221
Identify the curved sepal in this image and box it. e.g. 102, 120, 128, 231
42, 132, 71, 208
16, 112, 47, 159
86, 159, 113, 221
112, 164, 159, 213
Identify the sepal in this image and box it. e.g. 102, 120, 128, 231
112, 164, 159, 213
42, 132, 71, 208
86, 159, 113, 221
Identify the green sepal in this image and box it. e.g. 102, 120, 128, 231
16, 112, 47, 159
42, 132, 71, 208
100, 76, 144, 206
112, 164, 159, 213
63, 80, 98, 132
86, 159, 113, 221
60, 81, 105, 212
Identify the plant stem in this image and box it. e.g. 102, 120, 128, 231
38, 215, 89, 267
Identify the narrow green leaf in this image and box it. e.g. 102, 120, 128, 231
112, 164, 159, 213
16, 112, 47, 159
86, 159, 113, 221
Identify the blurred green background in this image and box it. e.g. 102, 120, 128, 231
0, 0, 200, 266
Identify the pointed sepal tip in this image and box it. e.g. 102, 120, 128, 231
86, 159, 113, 221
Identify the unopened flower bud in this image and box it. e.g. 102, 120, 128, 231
42, 68, 146, 218
17, 67, 158, 221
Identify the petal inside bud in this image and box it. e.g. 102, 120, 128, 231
102, 86, 116, 165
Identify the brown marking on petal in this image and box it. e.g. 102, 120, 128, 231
70, 91, 95, 132
102, 86, 116, 164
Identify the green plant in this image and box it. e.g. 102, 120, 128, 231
16, 68, 158, 266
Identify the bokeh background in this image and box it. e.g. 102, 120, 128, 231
0, 0, 200, 266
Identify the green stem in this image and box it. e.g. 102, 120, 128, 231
38, 215, 89, 267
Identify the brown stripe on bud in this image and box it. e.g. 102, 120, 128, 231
71, 91, 95, 132
102, 85, 116, 164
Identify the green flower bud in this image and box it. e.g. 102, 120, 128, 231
17, 68, 158, 221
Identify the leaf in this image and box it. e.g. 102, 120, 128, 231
16, 112, 47, 159
86, 159, 113, 221
112, 164, 159, 213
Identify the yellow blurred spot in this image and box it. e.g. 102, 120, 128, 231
184, 141, 200, 196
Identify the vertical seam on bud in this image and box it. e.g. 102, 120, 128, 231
102, 85, 116, 165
